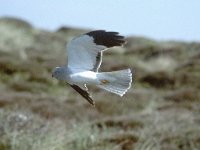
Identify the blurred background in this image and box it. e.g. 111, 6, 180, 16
1, 0, 200, 41
0, 1, 200, 150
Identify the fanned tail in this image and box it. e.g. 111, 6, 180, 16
97, 69, 132, 96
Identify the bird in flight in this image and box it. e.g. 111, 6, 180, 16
52, 30, 132, 106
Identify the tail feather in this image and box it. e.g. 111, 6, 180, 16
97, 69, 132, 96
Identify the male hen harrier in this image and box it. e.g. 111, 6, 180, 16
52, 30, 132, 106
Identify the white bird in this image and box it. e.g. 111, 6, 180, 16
52, 30, 132, 106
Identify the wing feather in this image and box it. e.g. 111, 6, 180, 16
70, 84, 95, 106
67, 30, 125, 72
92, 52, 102, 72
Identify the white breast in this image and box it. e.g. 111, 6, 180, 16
69, 71, 98, 85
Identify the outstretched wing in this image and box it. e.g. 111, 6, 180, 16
70, 84, 95, 106
67, 30, 125, 72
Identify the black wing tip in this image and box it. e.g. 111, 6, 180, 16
91, 101, 96, 107
86, 94, 95, 106
70, 84, 95, 106
86, 30, 126, 47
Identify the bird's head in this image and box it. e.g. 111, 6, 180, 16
52, 67, 62, 79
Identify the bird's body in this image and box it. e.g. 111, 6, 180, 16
53, 67, 97, 84
52, 30, 132, 106
70, 71, 97, 84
